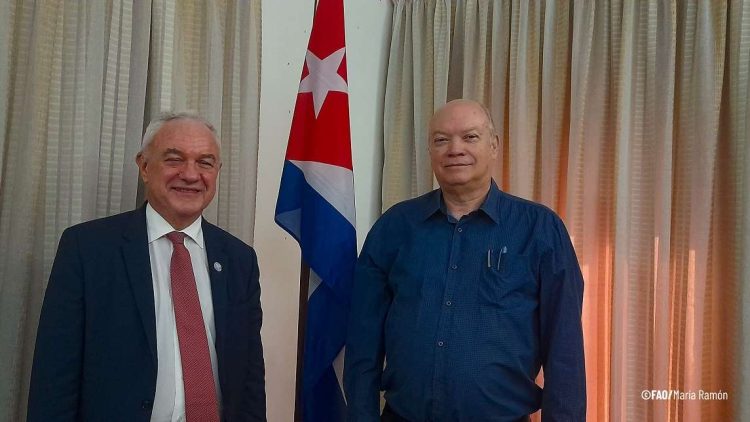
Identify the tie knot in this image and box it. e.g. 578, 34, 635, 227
166, 231, 186, 245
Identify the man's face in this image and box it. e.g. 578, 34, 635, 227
136, 119, 221, 229
428, 101, 498, 192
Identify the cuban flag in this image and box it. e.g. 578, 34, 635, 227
274, 0, 355, 420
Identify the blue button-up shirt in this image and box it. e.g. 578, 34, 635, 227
344, 182, 585, 421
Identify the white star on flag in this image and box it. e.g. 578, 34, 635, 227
298, 47, 348, 118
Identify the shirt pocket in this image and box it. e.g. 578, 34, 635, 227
477, 253, 534, 308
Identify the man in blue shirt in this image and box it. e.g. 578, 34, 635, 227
344, 99, 586, 421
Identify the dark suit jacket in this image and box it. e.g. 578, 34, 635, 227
27, 205, 266, 421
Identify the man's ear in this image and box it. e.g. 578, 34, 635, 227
135, 152, 148, 182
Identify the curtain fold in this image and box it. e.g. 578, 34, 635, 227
0, 2, 261, 420
382, 1, 748, 420
567, 2, 619, 420
729, 1, 750, 419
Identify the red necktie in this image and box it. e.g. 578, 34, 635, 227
166, 231, 220, 422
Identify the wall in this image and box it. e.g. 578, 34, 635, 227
256, 1, 392, 420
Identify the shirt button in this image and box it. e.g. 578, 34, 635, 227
445, 300, 452, 306
451, 264, 457, 270
437, 341, 445, 347
457, 227, 463, 233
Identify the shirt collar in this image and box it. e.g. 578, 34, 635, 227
419, 189, 443, 221
478, 180, 501, 224
146, 203, 205, 248
421, 180, 502, 225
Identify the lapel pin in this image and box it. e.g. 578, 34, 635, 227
213, 262, 222, 272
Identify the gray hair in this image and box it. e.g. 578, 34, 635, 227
139, 111, 219, 155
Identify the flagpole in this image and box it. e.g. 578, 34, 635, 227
295, 260, 310, 422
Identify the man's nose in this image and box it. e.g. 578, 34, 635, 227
446, 139, 465, 155
180, 162, 201, 181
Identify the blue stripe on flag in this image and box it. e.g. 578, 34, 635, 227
275, 161, 356, 300
304, 285, 348, 420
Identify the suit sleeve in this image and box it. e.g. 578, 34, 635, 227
344, 224, 392, 422
240, 247, 266, 421
539, 217, 586, 421
27, 228, 85, 421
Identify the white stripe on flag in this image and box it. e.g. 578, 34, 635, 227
333, 347, 346, 404
308, 269, 322, 299
290, 160, 356, 227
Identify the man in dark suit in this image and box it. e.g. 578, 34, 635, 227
28, 112, 266, 421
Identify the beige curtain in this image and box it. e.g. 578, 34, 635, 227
383, 1, 749, 421
0, 1, 261, 421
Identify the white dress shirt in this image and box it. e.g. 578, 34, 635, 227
146, 204, 222, 422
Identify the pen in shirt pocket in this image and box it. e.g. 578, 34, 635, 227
497, 246, 507, 271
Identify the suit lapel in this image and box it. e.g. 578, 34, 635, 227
202, 220, 228, 361
121, 205, 158, 367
